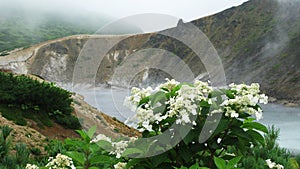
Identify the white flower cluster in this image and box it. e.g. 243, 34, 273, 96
124, 79, 268, 132
25, 164, 39, 169
133, 107, 166, 132
110, 140, 130, 158
125, 79, 213, 131
124, 86, 154, 111
221, 83, 268, 120
90, 134, 112, 143
110, 137, 137, 158
156, 78, 180, 91
168, 81, 212, 125
91, 134, 137, 158
114, 162, 127, 169
266, 159, 284, 169
45, 153, 76, 169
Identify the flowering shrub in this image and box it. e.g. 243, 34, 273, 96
26, 154, 75, 169
45, 154, 76, 169
26, 164, 39, 169
266, 159, 284, 169
121, 79, 271, 168
21, 79, 297, 169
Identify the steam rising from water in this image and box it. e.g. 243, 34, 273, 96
262, 0, 300, 57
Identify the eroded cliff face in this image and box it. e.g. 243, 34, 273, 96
1, 0, 300, 104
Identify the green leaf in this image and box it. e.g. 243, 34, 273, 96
227, 156, 242, 168
170, 84, 182, 97
122, 148, 144, 157
66, 151, 85, 166
76, 130, 89, 142
89, 155, 111, 165
246, 129, 265, 145
96, 140, 112, 150
199, 100, 211, 108
126, 158, 141, 169
150, 91, 166, 107
231, 127, 252, 141
151, 153, 171, 168
242, 122, 268, 133
178, 146, 193, 163
214, 156, 226, 169
244, 118, 255, 123
189, 163, 200, 169
225, 90, 235, 99
212, 119, 230, 137
179, 166, 188, 169
87, 126, 97, 139
88, 167, 100, 169
138, 96, 150, 106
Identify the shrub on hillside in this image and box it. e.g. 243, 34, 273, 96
0, 72, 80, 129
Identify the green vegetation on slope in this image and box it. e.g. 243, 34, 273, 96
0, 11, 107, 53
0, 72, 80, 129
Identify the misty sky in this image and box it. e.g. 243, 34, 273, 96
1, 0, 248, 20
0, 0, 249, 32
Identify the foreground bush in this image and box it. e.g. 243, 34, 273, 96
23, 79, 300, 168
0, 72, 80, 129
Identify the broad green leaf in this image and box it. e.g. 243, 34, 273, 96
122, 148, 144, 157
76, 167, 84, 169
88, 167, 100, 169
126, 158, 141, 169
246, 129, 265, 145
170, 84, 182, 97
199, 100, 211, 108
96, 140, 112, 150
179, 166, 188, 169
89, 155, 111, 165
66, 151, 85, 165
225, 90, 235, 99
178, 146, 193, 163
211, 119, 230, 138
214, 156, 226, 169
227, 156, 242, 168
151, 153, 171, 168
189, 164, 200, 169
243, 118, 255, 123
87, 126, 97, 139
76, 130, 89, 142
182, 130, 198, 145
138, 96, 150, 106
242, 122, 268, 133
150, 91, 166, 107
231, 127, 252, 141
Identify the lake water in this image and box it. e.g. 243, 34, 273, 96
75, 87, 300, 154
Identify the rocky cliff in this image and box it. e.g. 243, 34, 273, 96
1, 0, 299, 104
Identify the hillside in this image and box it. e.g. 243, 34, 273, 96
192, 0, 300, 105
0, 9, 109, 54
0, 0, 299, 105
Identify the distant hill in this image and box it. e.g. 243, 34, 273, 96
191, 0, 300, 104
1, 0, 299, 105
0, 9, 110, 53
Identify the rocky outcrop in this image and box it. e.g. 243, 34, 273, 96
0, 0, 299, 104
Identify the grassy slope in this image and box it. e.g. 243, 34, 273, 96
0, 10, 108, 53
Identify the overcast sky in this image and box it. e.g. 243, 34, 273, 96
1, 0, 248, 20
1, 0, 249, 32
